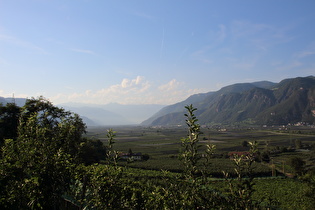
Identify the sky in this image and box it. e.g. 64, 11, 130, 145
0, 0, 315, 105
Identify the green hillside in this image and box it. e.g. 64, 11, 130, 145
143, 76, 315, 126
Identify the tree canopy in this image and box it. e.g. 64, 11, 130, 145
0, 97, 87, 208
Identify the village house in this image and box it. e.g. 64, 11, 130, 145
119, 152, 143, 161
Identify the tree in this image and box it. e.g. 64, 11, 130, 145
78, 139, 107, 165
0, 97, 86, 209
19, 97, 86, 159
0, 103, 21, 147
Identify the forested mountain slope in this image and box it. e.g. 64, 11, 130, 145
142, 76, 315, 126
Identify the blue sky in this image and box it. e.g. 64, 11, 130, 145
0, 0, 314, 105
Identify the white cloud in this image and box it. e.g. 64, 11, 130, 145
120, 76, 146, 88
95, 76, 150, 100
51, 77, 204, 105
121, 79, 129, 88
158, 79, 181, 91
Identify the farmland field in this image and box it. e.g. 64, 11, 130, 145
85, 125, 315, 209
86, 125, 315, 175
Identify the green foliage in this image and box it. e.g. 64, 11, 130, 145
203, 144, 216, 173
69, 164, 233, 209
0, 103, 20, 147
1, 100, 314, 208
0, 97, 86, 209
252, 178, 315, 209
223, 141, 259, 209
180, 104, 202, 177
66, 104, 248, 209
106, 128, 119, 165
78, 138, 107, 165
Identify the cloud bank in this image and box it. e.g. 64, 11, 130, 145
50, 76, 204, 105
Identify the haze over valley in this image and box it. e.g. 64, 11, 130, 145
2, 76, 314, 127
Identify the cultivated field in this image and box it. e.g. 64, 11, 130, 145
86, 125, 315, 176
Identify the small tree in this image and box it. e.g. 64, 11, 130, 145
180, 104, 201, 178
106, 129, 118, 166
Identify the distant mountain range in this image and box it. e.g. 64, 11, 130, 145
59, 103, 165, 126
0, 97, 165, 126
2, 76, 315, 126
141, 76, 315, 126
